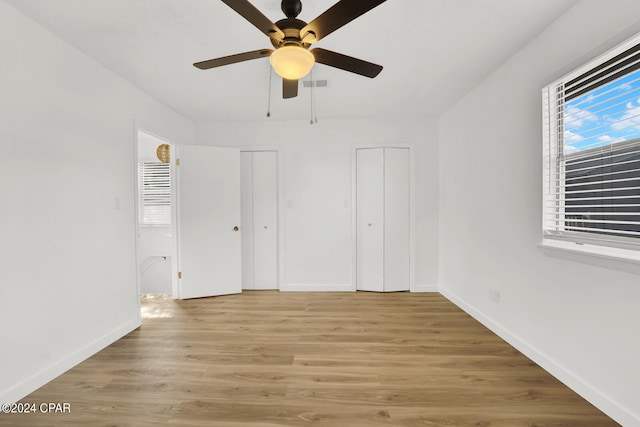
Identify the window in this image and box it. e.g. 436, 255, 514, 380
138, 161, 171, 226
542, 33, 640, 255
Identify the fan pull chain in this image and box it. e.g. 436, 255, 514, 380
309, 68, 318, 125
313, 79, 319, 124
309, 70, 316, 124
266, 65, 272, 118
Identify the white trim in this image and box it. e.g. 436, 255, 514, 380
350, 147, 358, 292
0, 318, 140, 404
280, 283, 354, 292
540, 238, 640, 263
439, 287, 640, 427
133, 124, 142, 322
413, 284, 439, 293
350, 143, 417, 293
551, 31, 640, 87
169, 143, 179, 298
408, 146, 417, 292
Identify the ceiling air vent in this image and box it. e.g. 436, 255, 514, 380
303, 79, 328, 88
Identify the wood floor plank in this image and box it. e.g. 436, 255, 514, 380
0, 291, 619, 426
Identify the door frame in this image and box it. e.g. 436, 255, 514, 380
133, 127, 179, 321
239, 147, 285, 290
350, 143, 416, 292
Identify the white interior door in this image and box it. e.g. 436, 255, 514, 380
175, 145, 242, 299
384, 148, 410, 292
252, 151, 279, 289
356, 148, 384, 292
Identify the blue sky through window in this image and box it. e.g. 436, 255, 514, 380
563, 68, 640, 155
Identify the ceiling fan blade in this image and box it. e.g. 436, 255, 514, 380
283, 79, 298, 99
221, 0, 284, 42
312, 48, 383, 78
300, 0, 386, 43
193, 49, 273, 70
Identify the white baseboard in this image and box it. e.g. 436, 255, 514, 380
281, 284, 440, 293
439, 287, 639, 427
0, 317, 140, 404
413, 283, 439, 292
280, 283, 354, 292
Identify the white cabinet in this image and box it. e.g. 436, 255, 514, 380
241, 151, 279, 290
356, 148, 410, 292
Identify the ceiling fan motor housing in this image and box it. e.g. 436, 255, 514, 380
271, 18, 311, 49
281, 0, 302, 19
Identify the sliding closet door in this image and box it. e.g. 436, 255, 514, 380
356, 148, 385, 292
355, 147, 410, 292
384, 148, 410, 292
252, 151, 278, 289
240, 151, 278, 290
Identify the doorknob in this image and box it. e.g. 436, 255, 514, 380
233, 226, 239, 231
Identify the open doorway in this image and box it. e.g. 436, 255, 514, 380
135, 129, 175, 318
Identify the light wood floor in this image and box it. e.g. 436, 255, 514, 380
1, 292, 618, 426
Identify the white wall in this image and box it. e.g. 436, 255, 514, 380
0, 1, 194, 403
438, 1, 640, 425
196, 118, 439, 291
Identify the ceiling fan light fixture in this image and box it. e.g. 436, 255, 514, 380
270, 45, 315, 80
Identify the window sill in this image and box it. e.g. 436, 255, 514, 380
539, 238, 640, 264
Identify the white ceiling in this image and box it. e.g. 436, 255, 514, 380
6, 0, 578, 123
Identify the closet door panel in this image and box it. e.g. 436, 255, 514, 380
240, 152, 255, 290
356, 148, 384, 292
252, 151, 279, 289
384, 148, 410, 292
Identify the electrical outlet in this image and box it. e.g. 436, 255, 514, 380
489, 289, 501, 303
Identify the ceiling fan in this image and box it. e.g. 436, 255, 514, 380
194, 0, 387, 99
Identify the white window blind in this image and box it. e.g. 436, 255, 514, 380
542, 33, 640, 251
138, 162, 171, 226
